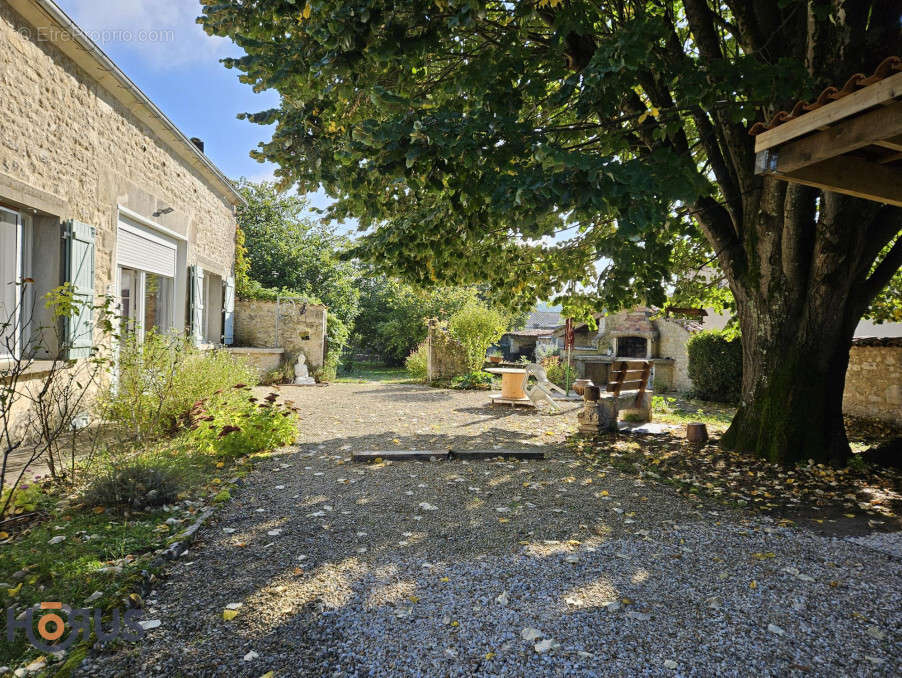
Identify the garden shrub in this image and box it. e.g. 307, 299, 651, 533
687, 330, 742, 402
184, 386, 297, 458
451, 371, 493, 390
541, 356, 575, 389
405, 343, 428, 381
81, 459, 180, 509
448, 301, 507, 371
103, 332, 258, 441
0, 482, 51, 517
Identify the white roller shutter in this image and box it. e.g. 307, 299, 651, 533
117, 214, 177, 278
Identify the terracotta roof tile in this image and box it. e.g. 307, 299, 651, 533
749, 57, 902, 136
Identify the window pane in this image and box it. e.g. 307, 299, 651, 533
119, 267, 137, 333
144, 272, 172, 334
1, 210, 19, 356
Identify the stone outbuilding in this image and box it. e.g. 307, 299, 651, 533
554, 307, 701, 392
1, 1, 241, 370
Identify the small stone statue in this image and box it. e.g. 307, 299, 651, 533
293, 353, 315, 385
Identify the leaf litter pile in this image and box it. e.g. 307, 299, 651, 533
572, 422, 902, 537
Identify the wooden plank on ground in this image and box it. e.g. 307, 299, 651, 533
451, 448, 546, 460
352, 450, 449, 462
755, 72, 902, 152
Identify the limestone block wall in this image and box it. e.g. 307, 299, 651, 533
225, 347, 284, 381
0, 2, 237, 298
234, 299, 326, 370
653, 320, 693, 392
843, 339, 902, 424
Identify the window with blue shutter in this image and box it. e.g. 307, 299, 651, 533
63, 220, 96, 360
223, 275, 235, 346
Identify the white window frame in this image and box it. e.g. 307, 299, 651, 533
0, 206, 33, 360
115, 207, 185, 343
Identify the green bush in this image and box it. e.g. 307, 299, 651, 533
448, 301, 507, 371
184, 387, 297, 458
687, 330, 742, 402
405, 343, 428, 381
81, 459, 180, 509
103, 332, 258, 441
542, 357, 575, 389
451, 371, 494, 390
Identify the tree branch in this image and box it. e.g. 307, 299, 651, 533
858, 233, 902, 309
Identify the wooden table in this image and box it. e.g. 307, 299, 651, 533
485, 367, 530, 405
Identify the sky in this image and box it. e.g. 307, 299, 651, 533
54, 0, 336, 215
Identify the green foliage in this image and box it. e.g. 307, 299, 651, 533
103, 332, 258, 441
866, 236, 902, 323
353, 275, 504, 365
542, 357, 575, 390
235, 179, 360, 325
451, 371, 494, 390
448, 301, 507, 371
184, 387, 297, 458
688, 331, 743, 403
0, 482, 51, 518
81, 459, 181, 509
405, 343, 429, 381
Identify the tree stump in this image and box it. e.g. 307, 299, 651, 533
686, 422, 708, 444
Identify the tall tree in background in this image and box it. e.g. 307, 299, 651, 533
204, 2, 902, 465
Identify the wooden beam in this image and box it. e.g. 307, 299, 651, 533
764, 101, 902, 173
874, 134, 902, 152
755, 72, 902, 153
768, 156, 902, 207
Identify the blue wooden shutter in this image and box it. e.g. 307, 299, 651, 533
63, 220, 95, 359
223, 275, 235, 346
189, 265, 204, 346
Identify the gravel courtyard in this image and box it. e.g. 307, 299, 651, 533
83, 383, 901, 677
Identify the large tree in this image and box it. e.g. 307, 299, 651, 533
203, 1, 902, 465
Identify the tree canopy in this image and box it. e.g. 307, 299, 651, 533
204, 1, 902, 464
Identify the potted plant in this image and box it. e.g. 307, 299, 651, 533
487, 348, 503, 364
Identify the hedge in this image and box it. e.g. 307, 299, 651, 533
687, 330, 742, 402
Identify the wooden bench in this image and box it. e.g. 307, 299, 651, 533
578, 359, 653, 432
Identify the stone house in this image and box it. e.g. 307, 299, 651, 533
1, 0, 241, 375
498, 309, 562, 361
554, 307, 701, 392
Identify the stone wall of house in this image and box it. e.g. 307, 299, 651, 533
234, 299, 326, 371
0, 2, 237, 293
653, 319, 693, 392
226, 347, 285, 381
843, 339, 902, 424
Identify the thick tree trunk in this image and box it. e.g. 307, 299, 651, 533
721, 301, 855, 466
698, 179, 901, 467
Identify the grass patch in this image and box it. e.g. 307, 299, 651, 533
652, 395, 735, 430
335, 362, 415, 383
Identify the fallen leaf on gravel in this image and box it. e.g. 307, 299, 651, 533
521, 628, 543, 642
751, 552, 775, 560
223, 609, 239, 621
440, 576, 450, 582
866, 626, 885, 640
749, 580, 757, 589
496, 591, 509, 606
663, 660, 678, 669
485, 652, 495, 660
534, 638, 558, 653
259, 672, 274, 678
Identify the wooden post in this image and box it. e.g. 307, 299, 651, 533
426, 320, 433, 384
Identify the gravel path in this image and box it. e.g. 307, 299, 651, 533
81, 383, 901, 677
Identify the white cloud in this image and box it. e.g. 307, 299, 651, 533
58, 0, 237, 69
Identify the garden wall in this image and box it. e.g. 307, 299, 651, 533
843, 338, 902, 425
234, 299, 326, 370
225, 347, 284, 380
426, 322, 467, 381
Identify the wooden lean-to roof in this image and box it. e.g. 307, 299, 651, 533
752, 57, 902, 207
